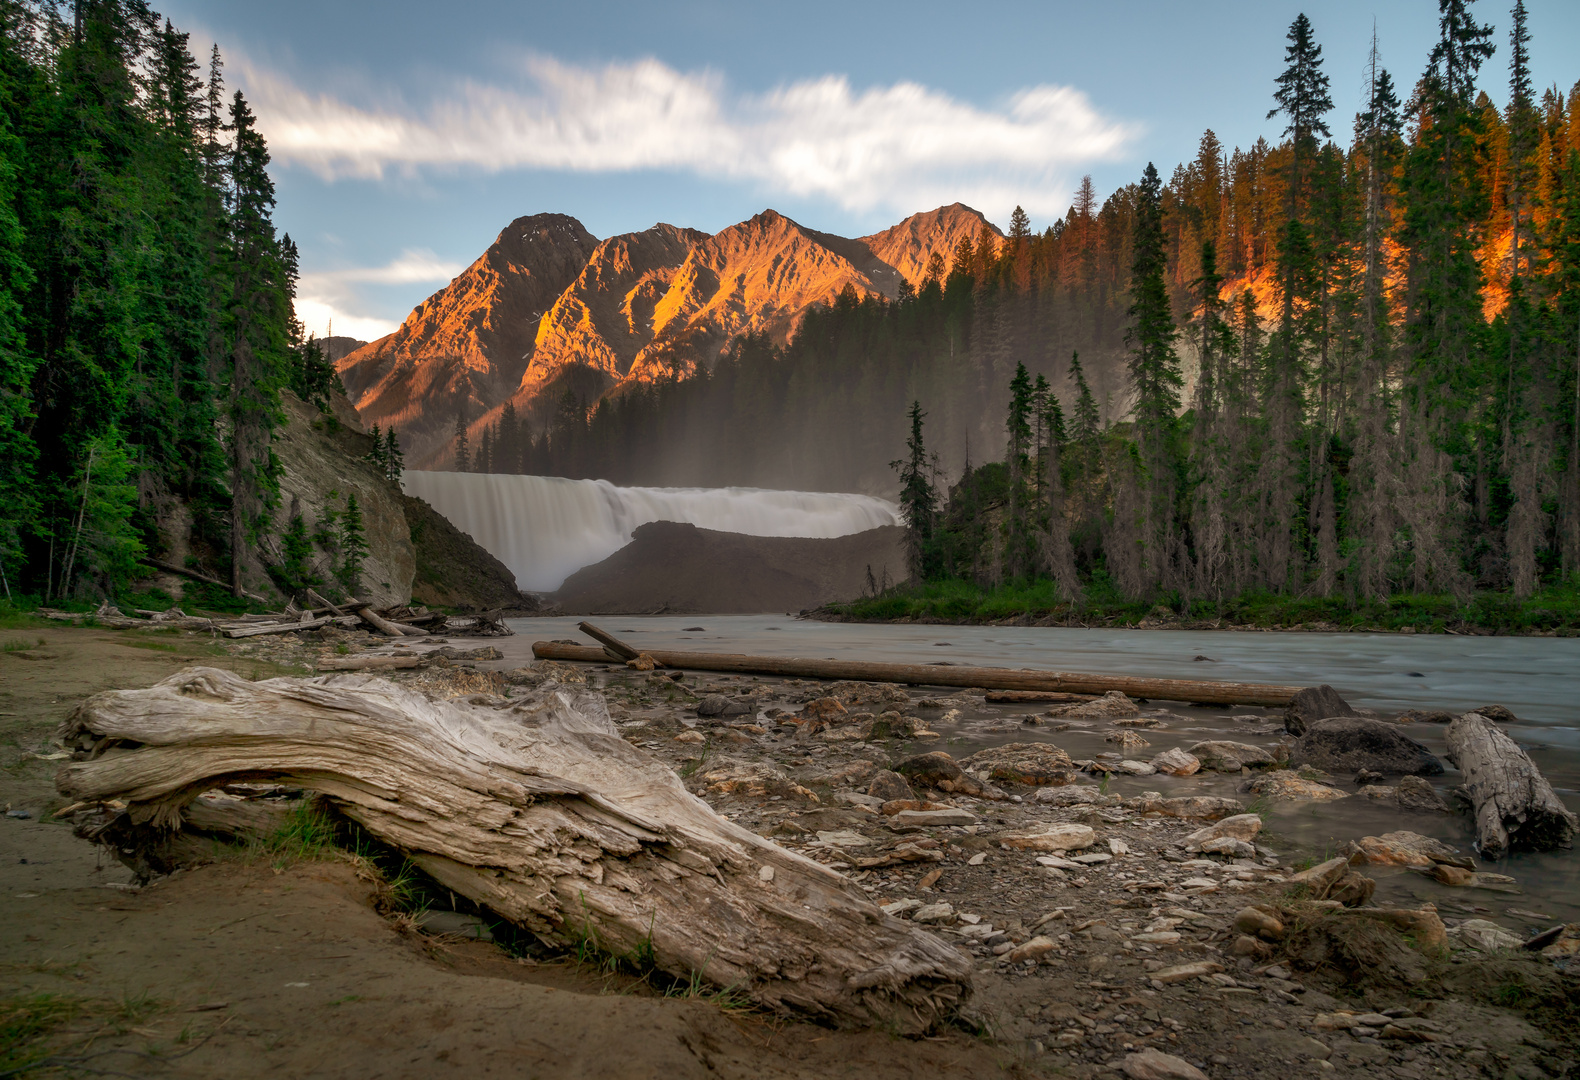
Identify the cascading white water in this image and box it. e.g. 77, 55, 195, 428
401, 471, 900, 592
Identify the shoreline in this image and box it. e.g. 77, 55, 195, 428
808, 608, 1578, 637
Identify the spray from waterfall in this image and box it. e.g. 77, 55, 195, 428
401, 472, 900, 592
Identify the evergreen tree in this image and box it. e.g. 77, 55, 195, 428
452, 407, 471, 472
383, 427, 404, 481
336, 492, 367, 597
890, 401, 937, 582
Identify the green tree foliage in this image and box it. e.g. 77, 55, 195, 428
336, 492, 367, 597
890, 400, 937, 582
0, 4, 304, 603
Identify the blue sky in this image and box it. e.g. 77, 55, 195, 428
160, 0, 1580, 342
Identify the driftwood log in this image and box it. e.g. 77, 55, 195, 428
55, 667, 971, 1031
533, 642, 1304, 706
314, 655, 421, 671
348, 603, 425, 637
1445, 711, 1577, 859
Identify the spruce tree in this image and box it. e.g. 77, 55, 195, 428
890, 401, 937, 582
336, 492, 367, 597
453, 408, 471, 472
383, 427, 404, 480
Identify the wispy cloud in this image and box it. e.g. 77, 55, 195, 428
295, 249, 464, 342
243, 55, 1137, 219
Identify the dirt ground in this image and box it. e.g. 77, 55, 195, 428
3, 621, 1576, 1079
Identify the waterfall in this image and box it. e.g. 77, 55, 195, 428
401, 471, 900, 592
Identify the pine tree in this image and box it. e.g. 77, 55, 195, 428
1123, 163, 1184, 594
336, 492, 367, 597
890, 401, 937, 582
452, 408, 471, 472
383, 427, 404, 481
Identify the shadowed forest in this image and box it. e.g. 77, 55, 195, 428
464, 4, 1580, 617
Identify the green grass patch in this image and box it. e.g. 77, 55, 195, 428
2, 635, 42, 653
0, 993, 85, 1071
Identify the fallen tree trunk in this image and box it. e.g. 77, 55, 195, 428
984, 690, 1097, 704
532, 642, 1304, 706
347, 603, 424, 637
1445, 711, 1578, 859
220, 616, 334, 638
579, 620, 640, 661
56, 668, 971, 1031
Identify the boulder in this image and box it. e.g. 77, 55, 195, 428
894, 751, 1001, 798
800, 697, 849, 722
1182, 813, 1263, 853
1395, 776, 1451, 813
1200, 836, 1256, 858
1288, 856, 1350, 896
1149, 748, 1201, 776
958, 742, 1077, 785
1284, 684, 1359, 737
1047, 690, 1139, 720
1119, 1049, 1208, 1080
1290, 717, 1444, 776
1241, 770, 1350, 801
1345, 831, 1470, 869
1449, 919, 1524, 951
697, 694, 752, 718
1471, 704, 1519, 724
1106, 730, 1151, 751
866, 770, 916, 803
1327, 871, 1377, 907
1125, 794, 1244, 820
1186, 740, 1277, 772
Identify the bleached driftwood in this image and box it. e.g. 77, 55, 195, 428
314, 655, 420, 671
1446, 711, 1577, 859
221, 616, 335, 638
56, 667, 971, 1031
348, 603, 424, 637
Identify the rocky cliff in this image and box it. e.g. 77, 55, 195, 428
338, 205, 1000, 469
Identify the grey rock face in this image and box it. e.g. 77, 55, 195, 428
1283, 684, 1359, 737
1290, 717, 1444, 776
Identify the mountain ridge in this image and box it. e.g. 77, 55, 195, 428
336, 203, 1002, 468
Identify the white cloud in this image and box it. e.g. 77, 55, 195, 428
241, 55, 1137, 220
294, 249, 464, 343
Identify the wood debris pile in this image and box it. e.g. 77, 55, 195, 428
37, 598, 513, 640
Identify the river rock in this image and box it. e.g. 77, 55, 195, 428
1002, 935, 1057, 963
1359, 775, 1451, 813
866, 770, 916, 802
998, 823, 1097, 852
1471, 704, 1519, 723
1393, 709, 1457, 724
823, 680, 910, 707
1183, 813, 1263, 851
1346, 831, 1469, 868
1115, 760, 1156, 775
1327, 871, 1377, 907
1047, 690, 1139, 719
1150, 960, 1224, 984
1107, 730, 1151, 751
1187, 740, 1277, 772
1351, 907, 1449, 948
1126, 794, 1244, 820
800, 696, 849, 721
911, 902, 955, 925
697, 694, 753, 718
1119, 1049, 1208, 1080
1290, 717, 1444, 776
1284, 684, 1360, 737
958, 742, 1077, 785
1242, 770, 1350, 801
1234, 905, 1285, 941
1539, 924, 1580, 959
1031, 785, 1121, 807
1288, 856, 1350, 895
1200, 836, 1256, 858
888, 808, 979, 827
1150, 747, 1201, 776
700, 759, 816, 801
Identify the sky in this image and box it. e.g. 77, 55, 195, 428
159, 0, 1580, 343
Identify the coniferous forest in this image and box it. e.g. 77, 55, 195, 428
0, 2, 337, 604
463, 3, 1580, 625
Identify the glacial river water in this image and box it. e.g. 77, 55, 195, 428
498, 616, 1580, 927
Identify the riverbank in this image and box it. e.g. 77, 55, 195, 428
816, 579, 1580, 636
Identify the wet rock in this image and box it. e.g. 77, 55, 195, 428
866, 770, 916, 803
675, 730, 706, 744
998, 823, 1097, 852
958, 742, 1077, 785
799, 696, 849, 722
1031, 785, 1121, 807
1448, 919, 1526, 952
1183, 813, 1263, 851
1290, 717, 1444, 776
415, 910, 494, 941
1394, 776, 1451, 812
1345, 831, 1470, 869
1471, 704, 1519, 723
1539, 924, 1580, 959
1284, 684, 1360, 737
697, 694, 752, 717
1430, 863, 1476, 886
1200, 837, 1256, 858
1326, 871, 1377, 906
880, 898, 921, 916
1115, 760, 1156, 775
1288, 856, 1350, 896
1126, 794, 1245, 820
1354, 768, 1385, 784
1048, 690, 1139, 720
1186, 740, 1277, 772
1106, 730, 1151, 752
866, 711, 915, 739
1150, 747, 1201, 776
894, 751, 1001, 798
1119, 1049, 1208, 1080
1150, 960, 1224, 984
625, 653, 657, 671
834, 791, 884, 810
1393, 709, 1457, 724
1241, 770, 1350, 801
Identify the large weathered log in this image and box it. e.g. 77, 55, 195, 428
984, 690, 1098, 704
314, 655, 421, 671
532, 642, 1304, 706
1445, 711, 1577, 859
220, 616, 335, 638
579, 620, 640, 661
347, 603, 424, 637
56, 668, 971, 1031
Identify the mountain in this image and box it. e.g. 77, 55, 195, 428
336, 213, 599, 463
336, 204, 1001, 468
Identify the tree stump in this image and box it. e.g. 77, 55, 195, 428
56, 668, 971, 1031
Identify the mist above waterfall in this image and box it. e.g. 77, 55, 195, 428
401, 472, 900, 592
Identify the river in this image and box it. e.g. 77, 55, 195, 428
496, 616, 1580, 927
